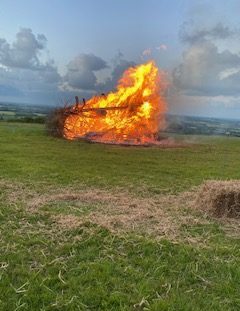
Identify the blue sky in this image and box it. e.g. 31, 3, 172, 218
0, 0, 240, 118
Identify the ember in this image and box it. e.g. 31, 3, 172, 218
63, 61, 168, 145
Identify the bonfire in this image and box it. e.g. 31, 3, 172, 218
49, 61, 168, 146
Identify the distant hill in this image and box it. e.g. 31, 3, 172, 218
1, 102, 240, 137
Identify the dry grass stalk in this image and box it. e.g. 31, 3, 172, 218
2, 178, 240, 241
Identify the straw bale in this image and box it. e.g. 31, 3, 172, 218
196, 181, 240, 218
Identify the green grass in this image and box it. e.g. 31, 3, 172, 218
1, 122, 240, 310
0, 122, 240, 193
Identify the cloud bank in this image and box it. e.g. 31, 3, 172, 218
173, 22, 240, 97
1, 22, 240, 119
0, 28, 48, 70
63, 53, 135, 94
0, 28, 61, 104
179, 22, 236, 44
0, 28, 137, 105
63, 53, 108, 91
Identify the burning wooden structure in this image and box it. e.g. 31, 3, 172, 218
49, 61, 168, 145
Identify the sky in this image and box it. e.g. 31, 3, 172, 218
0, 0, 240, 118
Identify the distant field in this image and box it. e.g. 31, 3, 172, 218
0, 122, 240, 310
0, 110, 16, 115
0, 102, 50, 122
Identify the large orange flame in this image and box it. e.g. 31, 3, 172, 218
63, 61, 167, 144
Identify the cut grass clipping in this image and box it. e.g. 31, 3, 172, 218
196, 180, 240, 218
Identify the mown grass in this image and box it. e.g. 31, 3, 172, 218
0, 122, 240, 193
1, 122, 240, 310
1, 204, 240, 311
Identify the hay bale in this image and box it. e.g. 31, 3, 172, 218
196, 180, 240, 218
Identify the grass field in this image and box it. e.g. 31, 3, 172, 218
0, 122, 240, 310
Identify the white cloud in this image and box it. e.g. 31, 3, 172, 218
142, 48, 152, 56
0, 28, 48, 70
173, 40, 240, 96
156, 44, 167, 51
